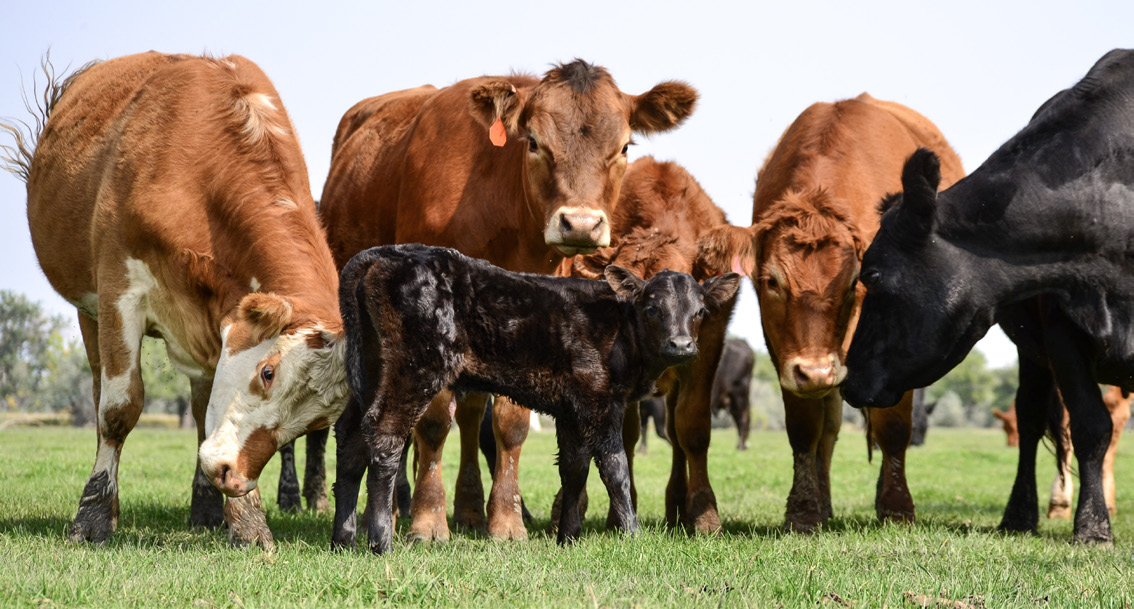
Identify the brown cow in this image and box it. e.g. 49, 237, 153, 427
993, 386, 1130, 518
573, 156, 737, 532
698, 93, 964, 531
1, 52, 348, 547
319, 61, 697, 542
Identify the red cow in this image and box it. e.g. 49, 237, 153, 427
318, 61, 697, 542
698, 94, 964, 531
3, 52, 348, 548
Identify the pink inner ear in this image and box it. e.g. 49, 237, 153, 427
730, 255, 748, 277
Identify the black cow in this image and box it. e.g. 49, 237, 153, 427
637, 397, 668, 454
333, 244, 739, 553
710, 338, 756, 450
909, 387, 936, 447
843, 49, 1134, 543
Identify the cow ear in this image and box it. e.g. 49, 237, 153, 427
573, 248, 614, 280
694, 224, 757, 281
926, 400, 938, 416
604, 265, 644, 300
468, 79, 529, 137
701, 273, 741, 312
238, 292, 293, 343
629, 81, 698, 135
896, 148, 941, 240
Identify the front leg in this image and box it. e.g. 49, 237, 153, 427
594, 404, 638, 535
867, 390, 915, 524
782, 392, 830, 532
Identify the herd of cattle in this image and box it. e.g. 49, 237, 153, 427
3, 47, 1133, 553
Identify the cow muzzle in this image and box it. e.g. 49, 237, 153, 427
208, 461, 257, 497
545, 207, 610, 256
780, 354, 845, 399
662, 335, 698, 364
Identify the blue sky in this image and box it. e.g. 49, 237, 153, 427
1, 0, 1131, 368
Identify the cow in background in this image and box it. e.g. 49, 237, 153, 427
910, 387, 936, 447
711, 338, 756, 450
698, 93, 964, 531
573, 156, 738, 533
992, 386, 1129, 518
637, 397, 668, 454
2, 52, 348, 548
318, 62, 697, 543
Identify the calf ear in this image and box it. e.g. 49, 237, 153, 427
694, 224, 757, 281
630, 81, 698, 135
468, 79, 529, 140
573, 248, 614, 280
604, 265, 645, 300
896, 148, 941, 240
701, 273, 741, 312
238, 293, 294, 343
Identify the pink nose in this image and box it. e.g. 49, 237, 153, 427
783, 355, 840, 396
212, 463, 253, 497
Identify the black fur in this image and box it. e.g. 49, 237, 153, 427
334, 244, 738, 553
844, 49, 1134, 544
710, 338, 756, 451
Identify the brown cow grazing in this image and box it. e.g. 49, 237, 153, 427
993, 386, 1129, 518
1, 52, 349, 547
697, 93, 964, 531
573, 156, 738, 533
319, 61, 697, 542
332, 244, 740, 553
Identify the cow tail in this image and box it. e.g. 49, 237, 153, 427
0, 53, 99, 183
864, 407, 874, 464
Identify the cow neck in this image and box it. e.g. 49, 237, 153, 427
516, 152, 564, 274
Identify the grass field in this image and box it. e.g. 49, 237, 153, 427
1, 425, 1132, 608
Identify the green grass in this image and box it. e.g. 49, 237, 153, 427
1, 426, 1132, 608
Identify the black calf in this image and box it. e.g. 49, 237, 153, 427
334, 244, 739, 553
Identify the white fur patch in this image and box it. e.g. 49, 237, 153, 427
274, 198, 298, 209
249, 277, 261, 292
235, 93, 290, 144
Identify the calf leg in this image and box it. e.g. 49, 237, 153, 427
394, 439, 412, 519
606, 402, 641, 529
555, 423, 591, 545
331, 397, 367, 551
1047, 406, 1074, 520
868, 391, 916, 524
782, 392, 830, 532
487, 396, 531, 540
999, 355, 1051, 533
452, 392, 488, 531
409, 391, 456, 543
189, 377, 224, 529
277, 441, 302, 512
303, 428, 331, 512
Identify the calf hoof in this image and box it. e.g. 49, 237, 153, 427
224, 493, 275, 551
1072, 527, 1113, 545
996, 518, 1038, 535
278, 490, 302, 513
547, 488, 588, 536
368, 537, 394, 555
1047, 503, 1072, 520
330, 532, 356, 552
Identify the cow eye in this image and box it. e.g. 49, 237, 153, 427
645, 304, 660, 318
696, 307, 708, 319
861, 270, 881, 290
765, 277, 779, 291
621, 143, 630, 155
528, 137, 539, 153
260, 365, 275, 388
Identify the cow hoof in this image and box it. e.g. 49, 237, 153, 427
487, 521, 528, 541
783, 512, 825, 533
278, 492, 302, 513
1047, 504, 1072, 520
68, 517, 114, 544
1072, 529, 1113, 545
408, 519, 451, 544
686, 488, 721, 534
69, 472, 117, 543
878, 508, 915, 525
997, 515, 1038, 534
190, 473, 225, 529
306, 494, 331, 514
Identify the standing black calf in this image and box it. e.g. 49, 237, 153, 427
333, 244, 739, 553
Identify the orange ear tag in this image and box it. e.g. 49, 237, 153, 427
489, 118, 507, 147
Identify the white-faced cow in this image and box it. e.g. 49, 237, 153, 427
844, 49, 1134, 543
1, 52, 348, 547
332, 244, 739, 553
318, 61, 697, 543
698, 94, 964, 531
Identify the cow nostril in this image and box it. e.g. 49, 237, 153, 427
792, 364, 810, 386
558, 213, 575, 234
668, 337, 694, 352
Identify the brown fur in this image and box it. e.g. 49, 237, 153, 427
697, 93, 965, 532
319, 61, 698, 541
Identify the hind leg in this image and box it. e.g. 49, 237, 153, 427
331, 397, 367, 551
277, 441, 301, 512
409, 391, 455, 543
869, 391, 916, 524
597, 405, 638, 535
189, 377, 225, 529
1047, 406, 1074, 520
1000, 355, 1050, 533
555, 423, 591, 545
303, 427, 331, 512
487, 396, 531, 540
451, 392, 488, 531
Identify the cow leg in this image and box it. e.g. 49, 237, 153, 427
394, 438, 412, 519
782, 392, 828, 532
189, 377, 224, 529
607, 402, 641, 529
1047, 406, 1074, 520
277, 441, 302, 512
451, 392, 488, 531
815, 392, 841, 523
999, 355, 1050, 533
69, 295, 148, 544
487, 396, 531, 540
365, 430, 412, 555
664, 384, 688, 529
303, 427, 331, 512
555, 423, 591, 545
331, 396, 367, 551
1103, 393, 1129, 515
638, 403, 650, 455
408, 391, 455, 543
673, 364, 721, 534
596, 405, 639, 535
733, 401, 751, 451
868, 391, 916, 524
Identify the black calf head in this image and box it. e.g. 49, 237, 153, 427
843, 149, 993, 408
605, 266, 740, 366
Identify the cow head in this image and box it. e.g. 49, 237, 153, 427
606, 266, 740, 370
468, 60, 697, 256
695, 192, 866, 399
992, 404, 1020, 447
198, 292, 348, 497
842, 149, 994, 408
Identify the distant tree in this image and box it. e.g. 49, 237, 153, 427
41, 332, 94, 426
139, 337, 189, 414
925, 350, 1019, 427
0, 290, 65, 411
